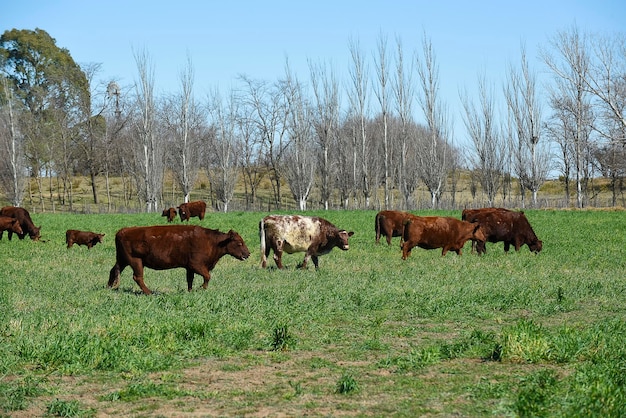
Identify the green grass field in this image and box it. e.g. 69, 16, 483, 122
1, 209, 625, 417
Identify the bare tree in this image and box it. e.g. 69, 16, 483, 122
587, 33, 626, 137
282, 63, 315, 210
236, 95, 265, 209
461, 74, 506, 206
163, 54, 202, 204
543, 25, 595, 208
206, 88, 240, 212
504, 44, 551, 207
545, 97, 575, 204
416, 35, 451, 208
309, 59, 340, 210
347, 38, 373, 208
0, 76, 27, 205
131, 48, 164, 212
239, 75, 289, 209
392, 37, 419, 209
373, 32, 391, 208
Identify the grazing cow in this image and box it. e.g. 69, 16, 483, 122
66, 230, 105, 249
108, 225, 250, 295
375, 210, 411, 246
0, 206, 41, 241
401, 215, 486, 259
0, 216, 24, 238
462, 208, 542, 254
178, 200, 207, 222
162, 207, 177, 223
461, 207, 512, 252
260, 215, 354, 269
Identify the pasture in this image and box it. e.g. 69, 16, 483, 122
1, 209, 625, 417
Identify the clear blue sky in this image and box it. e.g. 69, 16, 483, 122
3, 0, 625, 139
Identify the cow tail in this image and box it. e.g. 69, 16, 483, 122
375, 213, 381, 243
259, 220, 267, 267
402, 218, 412, 243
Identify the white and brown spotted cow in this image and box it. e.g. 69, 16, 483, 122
259, 215, 354, 270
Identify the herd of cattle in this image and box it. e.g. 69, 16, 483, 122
0, 202, 542, 295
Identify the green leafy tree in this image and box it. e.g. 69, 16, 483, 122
1, 28, 88, 209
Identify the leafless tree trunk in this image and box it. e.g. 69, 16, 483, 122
282, 63, 315, 210
545, 101, 574, 205
132, 49, 164, 212
0, 77, 27, 205
309, 59, 340, 210
461, 74, 506, 206
236, 98, 264, 209
163, 54, 202, 204
392, 37, 418, 209
206, 89, 239, 212
373, 33, 391, 208
239, 75, 288, 209
504, 44, 550, 207
416, 35, 450, 208
347, 39, 372, 208
543, 25, 594, 208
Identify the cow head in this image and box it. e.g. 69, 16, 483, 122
11, 219, 23, 236
96, 233, 105, 243
221, 230, 251, 260
337, 230, 354, 251
471, 224, 486, 243
178, 204, 189, 221
528, 239, 543, 253
30, 226, 41, 241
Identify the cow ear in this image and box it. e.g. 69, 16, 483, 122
348, 231, 354, 237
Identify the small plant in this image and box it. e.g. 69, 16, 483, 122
270, 325, 296, 351
335, 373, 358, 394
46, 398, 93, 417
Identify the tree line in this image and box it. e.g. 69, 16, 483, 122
0, 26, 624, 213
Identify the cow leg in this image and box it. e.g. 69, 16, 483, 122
311, 255, 320, 270
129, 262, 152, 295
386, 234, 392, 246
504, 242, 511, 253
300, 254, 310, 269
273, 240, 285, 269
401, 242, 412, 260
186, 269, 195, 291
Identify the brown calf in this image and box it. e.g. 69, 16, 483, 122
178, 201, 207, 222
375, 210, 411, 246
401, 215, 486, 259
0, 206, 41, 241
66, 230, 105, 249
162, 207, 177, 222
0, 216, 24, 238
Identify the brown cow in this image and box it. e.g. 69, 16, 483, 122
0, 216, 24, 238
162, 207, 177, 222
0, 206, 41, 241
461, 207, 512, 252
401, 215, 486, 259
108, 225, 250, 295
462, 208, 542, 254
66, 230, 105, 249
178, 200, 207, 222
375, 210, 411, 246
260, 215, 354, 269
